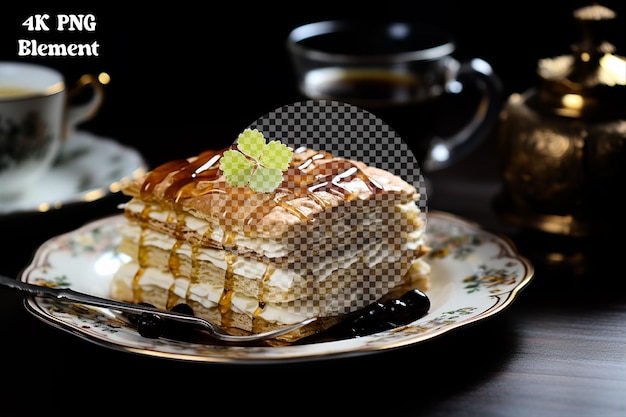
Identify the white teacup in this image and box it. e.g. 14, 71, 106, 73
0, 61, 104, 200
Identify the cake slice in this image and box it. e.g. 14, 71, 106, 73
110, 129, 430, 343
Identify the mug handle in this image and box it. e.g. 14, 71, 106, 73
421, 58, 503, 172
63, 74, 105, 139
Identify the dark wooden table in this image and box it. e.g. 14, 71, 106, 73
1, 128, 624, 417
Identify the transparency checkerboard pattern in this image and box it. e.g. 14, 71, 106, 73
247, 100, 428, 316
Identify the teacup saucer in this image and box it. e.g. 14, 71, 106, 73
0, 130, 147, 215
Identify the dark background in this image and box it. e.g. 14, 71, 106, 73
1, 3, 625, 415
1, 0, 625, 168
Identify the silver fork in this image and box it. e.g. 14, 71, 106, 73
0, 274, 315, 343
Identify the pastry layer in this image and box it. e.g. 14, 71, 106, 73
114, 200, 428, 311
119, 146, 421, 239
110, 257, 431, 342
110, 144, 430, 341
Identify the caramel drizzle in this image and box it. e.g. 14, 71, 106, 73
131, 145, 385, 327
131, 205, 152, 304
168, 240, 184, 278
141, 146, 383, 223
187, 246, 202, 301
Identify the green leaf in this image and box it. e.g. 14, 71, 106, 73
249, 166, 284, 193
220, 149, 255, 186
261, 140, 294, 171
221, 129, 294, 193
237, 128, 266, 160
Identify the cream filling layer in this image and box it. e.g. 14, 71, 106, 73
122, 199, 425, 259
113, 257, 431, 324
117, 221, 423, 290
116, 200, 428, 323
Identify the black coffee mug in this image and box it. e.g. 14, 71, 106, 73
287, 20, 503, 172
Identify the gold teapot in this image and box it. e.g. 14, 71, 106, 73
494, 4, 626, 239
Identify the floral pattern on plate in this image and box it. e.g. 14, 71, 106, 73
19, 211, 534, 363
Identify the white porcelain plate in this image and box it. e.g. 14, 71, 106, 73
19, 211, 534, 364
0, 130, 147, 215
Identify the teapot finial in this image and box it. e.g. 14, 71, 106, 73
535, 3, 625, 118
572, 4, 617, 60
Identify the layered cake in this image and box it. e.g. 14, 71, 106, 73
110, 129, 430, 342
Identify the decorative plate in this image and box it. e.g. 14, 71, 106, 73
19, 211, 534, 363
0, 130, 146, 215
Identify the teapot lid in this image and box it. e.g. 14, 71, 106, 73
535, 4, 626, 119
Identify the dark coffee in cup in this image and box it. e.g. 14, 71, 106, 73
301, 67, 452, 159
287, 21, 502, 172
